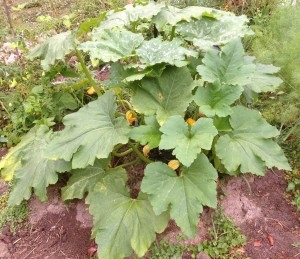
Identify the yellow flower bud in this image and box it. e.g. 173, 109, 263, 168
126, 111, 137, 124
168, 160, 180, 170
142, 144, 150, 157
87, 87, 96, 95
186, 118, 195, 126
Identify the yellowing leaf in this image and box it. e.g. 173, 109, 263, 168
168, 160, 180, 170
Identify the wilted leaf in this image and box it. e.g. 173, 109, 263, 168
28, 31, 75, 70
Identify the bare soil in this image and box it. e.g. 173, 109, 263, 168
0, 147, 299, 258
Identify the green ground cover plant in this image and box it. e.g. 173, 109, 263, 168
0, 1, 292, 258
248, 4, 300, 210
149, 207, 246, 258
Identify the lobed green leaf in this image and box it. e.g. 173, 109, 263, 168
141, 154, 218, 237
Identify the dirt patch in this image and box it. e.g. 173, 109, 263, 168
0, 186, 93, 259
221, 170, 300, 259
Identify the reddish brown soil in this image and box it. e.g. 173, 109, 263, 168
0, 145, 299, 258
221, 170, 300, 259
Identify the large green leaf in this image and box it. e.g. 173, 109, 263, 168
131, 66, 194, 125
159, 116, 218, 166
197, 38, 255, 85
215, 106, 291, 175
46, 90, 130, 169
102, 63, 132, 88
95, 2, 164, 30
141, 154, 218, 237
136, 38, 197, 67
61, 158, 110, 201
194, 81, 243, 117
128, 116, 161, 149
86, 169, 169, 259
78, 29, 144, 62
153, 5, 220, 30
28, 31, 75, 70
176, 15, 252, 50
5, 126, 71, 205
245, 57, 283, 93
0, 128, 37, 181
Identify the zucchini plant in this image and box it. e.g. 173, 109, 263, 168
0, 1, 291, 258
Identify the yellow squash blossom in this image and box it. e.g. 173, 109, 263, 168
126, 111, 137, 124
142, 145, 150, 157
87, 87, 96, 95
186, 118, 195, 126
168, 160, 180, 170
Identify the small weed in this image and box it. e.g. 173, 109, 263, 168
199, 208, 247, 259
147, 208, 247, 259
0, 183, 29, 233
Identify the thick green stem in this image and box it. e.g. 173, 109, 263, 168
112, 148, 133, 157
170, 26, 176, 41
114, 159, 139, 169
75, 48, 102, 96
128, 142, 152, 164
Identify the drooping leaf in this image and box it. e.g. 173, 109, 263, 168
61, 158, 111, 201
215, 106, 291, 175
197, 38, 255, 85
28, 31, 75, 70
153, 5, 219, 30
159, 116, 218, 166
95, 2, 164, 30
77, 13, 107, 36
128, 116, 161, 149
46, 90, 130, 169
176, 15, 252, 50
136, 38, 197, 67
86, 169, 169, 259
78, 29, 144, 62
141, 154, 218, 237
194, 81, 243, 117
4, 126, 71, 205
245, 57, 283, 93
131, 66, 194, 125
102, 63, 133, 88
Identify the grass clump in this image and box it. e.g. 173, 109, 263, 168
0, 183, 29, 233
